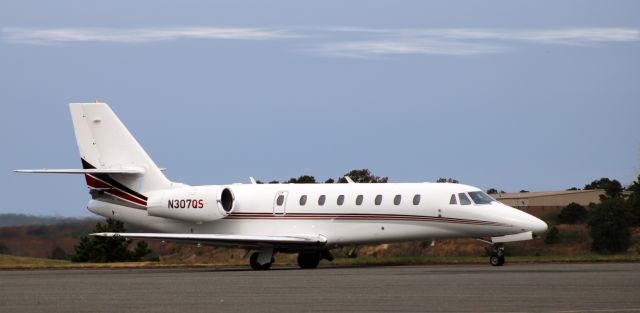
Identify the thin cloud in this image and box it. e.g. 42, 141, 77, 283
327, 27, 640, 44
3, 26, 638, 58
314, 39, 508, 58
1, 27, 300, 44
316, 27, 640, 57
416, 28, 640, 44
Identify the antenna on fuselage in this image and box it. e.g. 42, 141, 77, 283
344, 176, 355, 184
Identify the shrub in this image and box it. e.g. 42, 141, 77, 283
557, 202, 588, 224
0, 242, 11, 254
71, 219, 154, 262
49, 246, 68, 260
627, 175, 640, 227
544, 226, 560, 244
588, 197, 631, 254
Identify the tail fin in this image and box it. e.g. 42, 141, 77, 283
69, 102, 172, 199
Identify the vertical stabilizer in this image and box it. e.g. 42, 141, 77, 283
69, 103, 172, 198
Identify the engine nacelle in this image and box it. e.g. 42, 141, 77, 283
147, 186, 235, 223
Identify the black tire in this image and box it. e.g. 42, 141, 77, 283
489, 254, 502, 267
497, 255, 505, 266
250, 252, 261, 270
249, 252, 273, 270
297, 252, 321, 269
260, 260, 272, 270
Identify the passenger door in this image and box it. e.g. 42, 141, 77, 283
273, 191, 288, 216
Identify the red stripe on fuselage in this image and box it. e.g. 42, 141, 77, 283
227, 212, 509, 227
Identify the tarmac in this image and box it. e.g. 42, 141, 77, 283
1, 262, 639, 313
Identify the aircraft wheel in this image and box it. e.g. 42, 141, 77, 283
249, 252, 273, 270
489, 244, 505, 267
490, 254, 504, 267
297, 252, 321, 269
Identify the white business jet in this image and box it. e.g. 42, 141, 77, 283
16, 103, 547, 269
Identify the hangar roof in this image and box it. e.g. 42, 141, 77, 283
491, 189, 604, 200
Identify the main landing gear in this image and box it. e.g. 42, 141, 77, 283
489, 244, 505, 267
297, 250, 333, 269
297, 252, 321, 269
249, 248, 274, 270
248, 249, 334, 270
249, 252, 274, 270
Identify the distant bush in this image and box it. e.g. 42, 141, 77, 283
0, 242, 11, 254
49, 246, 68, 260
557, 202, 588, 224
588, 197, 631, 254
541, 211, 559, 225
627, 175, 640, 227
26, 226, 48, 238
544, 226, 560, 244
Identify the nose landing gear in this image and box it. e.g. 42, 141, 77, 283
476, 238, 507, 266
489, 244, 505, 266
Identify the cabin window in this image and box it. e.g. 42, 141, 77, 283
276, 195, 285, 206
449, 194, 457, 204
394, 194, 401, 205
318, 195, 326, 206
356, 195, 363, 205
337, 195, 345, 206
413, 194, 421, 205
299, 195, 307, 206
458, 193, 471, 205
375, 195, 382, 205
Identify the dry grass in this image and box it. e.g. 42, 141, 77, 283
0, 254, 70, 268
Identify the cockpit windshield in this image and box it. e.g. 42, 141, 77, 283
468, 191, 495, 205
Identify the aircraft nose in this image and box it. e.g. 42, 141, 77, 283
529, 217, 548, 236
506, 205, 548, 236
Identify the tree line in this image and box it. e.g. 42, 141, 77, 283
258, 168, 389, 184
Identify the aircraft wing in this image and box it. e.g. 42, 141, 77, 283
91, 232, 328, 249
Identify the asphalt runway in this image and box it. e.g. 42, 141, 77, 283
1, 263, 639, 313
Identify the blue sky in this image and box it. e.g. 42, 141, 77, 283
1, 1, 639, 216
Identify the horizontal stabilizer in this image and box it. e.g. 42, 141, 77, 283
14, 168, 145, 174
90, 232, 328, 248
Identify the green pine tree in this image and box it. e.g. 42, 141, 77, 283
588, 198, 631, 254
71, 219, 153, 262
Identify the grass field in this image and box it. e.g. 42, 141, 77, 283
2, 253, 640, 270
0, 254, 197, 269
